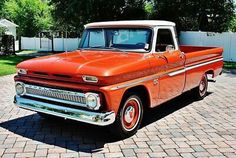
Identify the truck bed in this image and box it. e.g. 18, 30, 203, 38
179, 45, 223, 92
180, 45, 223, 65
180, 45, 223, 55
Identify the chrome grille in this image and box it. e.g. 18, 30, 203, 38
24, 84, 86, 107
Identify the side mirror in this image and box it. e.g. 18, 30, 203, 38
166, 45, 175, 52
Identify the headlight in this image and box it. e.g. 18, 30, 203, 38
15, 82, 25, 96
82, 76, 98, 83
17, 69, 27, 75
85, 93, 101, 110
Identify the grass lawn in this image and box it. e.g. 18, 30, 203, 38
0, 55, 32, 76
15, 50, 38, 55
224, 62, 236, 69
0, 50, 57, 77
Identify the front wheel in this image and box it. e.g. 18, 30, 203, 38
192, 74, 208, 100
110, 94, 143, 138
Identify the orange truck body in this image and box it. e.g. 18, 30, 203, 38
14, 21, 223, 130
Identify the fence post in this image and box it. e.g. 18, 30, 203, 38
229, 33, 232, 61
51, 34, 54, 52
19, 36, 21, 51
13, 37, 15, 55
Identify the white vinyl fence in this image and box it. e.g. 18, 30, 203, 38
21, 32, 236, 62
180, 31, 236, 62
21, 37, 80, 52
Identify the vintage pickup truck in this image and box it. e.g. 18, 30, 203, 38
14, 20, 223, 137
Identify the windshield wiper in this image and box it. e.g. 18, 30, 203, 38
106, 47, 126, 53
80, 46, 126, 53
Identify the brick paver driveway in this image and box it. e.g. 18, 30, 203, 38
0, 73, 236, 158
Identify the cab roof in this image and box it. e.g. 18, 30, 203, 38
85, 20, 176, 28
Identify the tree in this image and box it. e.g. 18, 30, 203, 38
1, 0, 53, 37
145, 1, 155, 19
153, 0, 235, 32
0, 0, 6, 17
50, 0, 146, 33
229, 15, 236, 32
0, 27, 6, 36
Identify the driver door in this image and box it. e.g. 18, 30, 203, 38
154, 28, 185, 104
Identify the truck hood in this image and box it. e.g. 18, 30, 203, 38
17, 50, 151, 85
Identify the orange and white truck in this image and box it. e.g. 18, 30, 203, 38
14, 21, 223, 137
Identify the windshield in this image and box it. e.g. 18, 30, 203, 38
79, 28, 152, 53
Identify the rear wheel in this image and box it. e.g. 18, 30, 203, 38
192, 74, 208, 100
110, 94, 143, 138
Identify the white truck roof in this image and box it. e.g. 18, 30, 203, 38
85, 20, 176, 28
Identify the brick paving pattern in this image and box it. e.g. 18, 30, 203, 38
0, 73, 236, 158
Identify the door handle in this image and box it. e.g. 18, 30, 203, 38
179, 52, 185, 59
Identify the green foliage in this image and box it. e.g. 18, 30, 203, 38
1, 0, 235, 36
229, 15, 236, 32
1, 0, 53, 37
50, 0, 235, 33
0, 1, 5, 17
145, 1, 154, 19
0, 27, 6, 36
153, 0, 235, 32
224, 61, 236, 69
50, 0, 146, 33
0, 35, 15, 55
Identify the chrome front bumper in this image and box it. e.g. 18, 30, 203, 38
14, 95, 115, 126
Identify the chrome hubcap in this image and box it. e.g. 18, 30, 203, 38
199, 81, 205, 92
124, 106, 135, 123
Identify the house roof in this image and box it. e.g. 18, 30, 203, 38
0, 19, 18, 28
85, 20, 176, 28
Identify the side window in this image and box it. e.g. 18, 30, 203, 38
156, 29, 175, 52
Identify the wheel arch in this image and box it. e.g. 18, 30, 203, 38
122, 85, 151, 110
205, 69, 215, 78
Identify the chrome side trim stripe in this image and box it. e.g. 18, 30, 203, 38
110, 57, 223, 90
168, 57, 223, 77
168, 69, 185, 77
185, 57, 223, 71
110, 75, 158, 90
